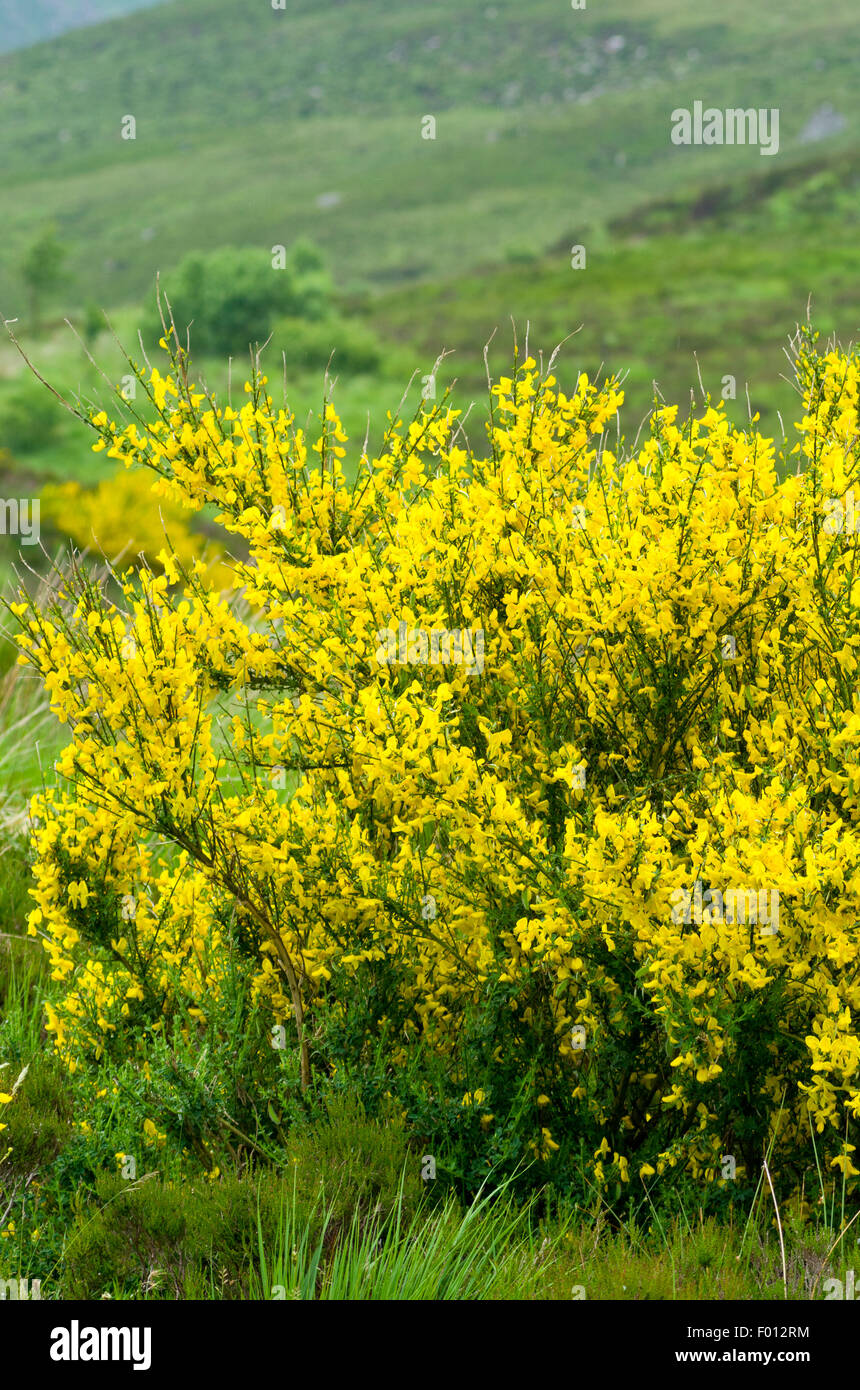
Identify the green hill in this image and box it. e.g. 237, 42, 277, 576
358, 148, 860, 425
0, 0, 856, 493
0, 0, 856, 312
0, 0, 166, 55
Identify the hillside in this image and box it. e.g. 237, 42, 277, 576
358, 149, 860, 426
0, 0, 856, 499
0, 0, 166, 55
0, 0, 856, 313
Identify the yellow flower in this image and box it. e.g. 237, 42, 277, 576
143, 1118, 166, 1145
461, 1090, 487, 1108
67, 881, 89, 909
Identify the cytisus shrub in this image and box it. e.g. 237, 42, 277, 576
11, 326, 860, 1200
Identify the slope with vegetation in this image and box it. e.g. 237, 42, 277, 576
0, 0, 166, 56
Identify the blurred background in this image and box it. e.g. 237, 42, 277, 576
0, 0, 857, 581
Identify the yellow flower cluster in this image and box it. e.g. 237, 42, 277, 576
11, 328, 860, 1187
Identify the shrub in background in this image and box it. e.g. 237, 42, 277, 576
0, 379, 65, 455
142, 241, 331, 357
39, 470, 231, 582
272, 314, 385, 376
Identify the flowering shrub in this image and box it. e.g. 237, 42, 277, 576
10, 328, 860, 1198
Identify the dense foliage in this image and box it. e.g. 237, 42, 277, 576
143, 243, 331, 356
8, 328, 860, 1201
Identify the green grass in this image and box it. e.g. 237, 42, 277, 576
253, 1172, 569, 1301
0, 921, 46, 1061
350, 156, 860, 436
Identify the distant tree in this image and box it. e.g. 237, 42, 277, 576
288, 237, 328, 276
147, 243, 332, 358
0, 377, 65, 454
83, 302, 105, 349
19, 226, 69, 334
